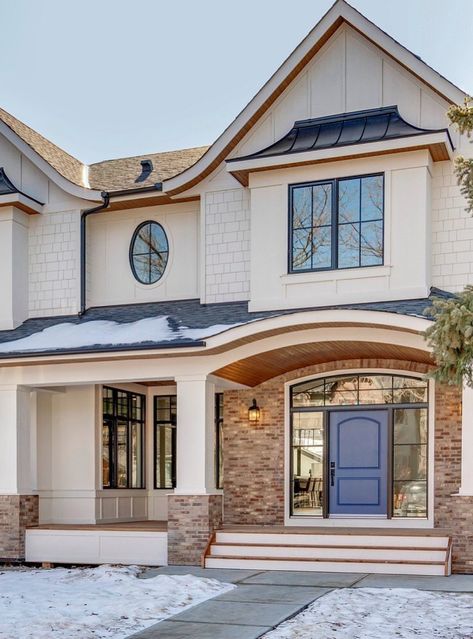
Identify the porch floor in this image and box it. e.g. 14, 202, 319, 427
28, 520, 167, 532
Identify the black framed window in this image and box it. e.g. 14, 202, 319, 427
102, 387, 145, 489
289, 174, 384, 272
154, 395, 177, 489
130, 221, 169, 284
215, 393, 224, 489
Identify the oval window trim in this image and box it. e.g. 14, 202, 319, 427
129, 221, 169, 285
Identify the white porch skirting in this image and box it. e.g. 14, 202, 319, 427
25, 527, 168, 566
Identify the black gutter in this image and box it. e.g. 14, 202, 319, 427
80, 192, 110, 315
79, 183, 164, 315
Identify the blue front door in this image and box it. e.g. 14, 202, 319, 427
329, 410, 388, 516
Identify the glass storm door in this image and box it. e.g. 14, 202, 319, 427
329, 410, 388, 516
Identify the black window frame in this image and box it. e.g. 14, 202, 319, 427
102, 386, 146, 490
289, 373, 429, 520
215, 393, 224, 490
129, 220, 169, 285
154, 395, 177, 489
288, 173, 385, 274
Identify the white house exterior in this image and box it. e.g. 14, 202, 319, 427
1, 0, 473, 574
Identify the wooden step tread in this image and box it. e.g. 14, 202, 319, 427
219, 527, 449, 537
212, 542, 447, 551
208, 554, 445, 566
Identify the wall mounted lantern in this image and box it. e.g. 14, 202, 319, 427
248, 398, 260, 423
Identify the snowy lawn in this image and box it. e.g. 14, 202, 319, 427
264, 587, 473, 639
0, 565, 233, 639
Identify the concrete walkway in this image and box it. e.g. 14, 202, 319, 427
129, 567, 473, 639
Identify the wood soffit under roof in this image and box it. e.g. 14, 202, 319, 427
211, 341, 434, 386
0, 320, 428, 368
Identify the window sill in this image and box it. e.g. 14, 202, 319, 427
281, 265, 391, 285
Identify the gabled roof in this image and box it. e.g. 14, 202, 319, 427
162, 0, 466, 196
228, 106, 453, 162
0, 106, 208, 195
0, 106, 86, 187
0, 1, 466, 198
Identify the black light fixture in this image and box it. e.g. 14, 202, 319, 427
248, 398, 260, 423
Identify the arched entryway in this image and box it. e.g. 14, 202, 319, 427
289, 372, 429, 521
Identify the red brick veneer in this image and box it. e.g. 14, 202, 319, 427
167, 494, 223, 565
221, 358, 473, 573
0, 495, 38, 561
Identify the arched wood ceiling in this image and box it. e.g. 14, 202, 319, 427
212, 340, 432, 386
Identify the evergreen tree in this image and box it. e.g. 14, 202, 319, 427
426, 97, 473, 385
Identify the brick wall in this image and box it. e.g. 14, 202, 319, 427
204, 188, 250, 303
222, 358, 473, 573
0, 495, 38, 561
431, 161, 473, 292
433, 383, 473, 573
223, 359, 431, 526
167, 494, 223, 565
28, 210, 80, 316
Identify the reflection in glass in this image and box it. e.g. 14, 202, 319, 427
393, 408, 428, 517
291, 183, 332, 271
131, 221, 169, 284
291, 374, 427, 407
102, 422, 110, 488
154, 395, 177, 489
292, 412, 324, 516
393, 480, 427, 518
101, 387, 145, 489
117, 422, 128, 488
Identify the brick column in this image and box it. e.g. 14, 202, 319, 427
167, 376, 222, 565
0, 386, 38, 561
168, 494, 223, 565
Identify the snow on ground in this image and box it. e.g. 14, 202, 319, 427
0, 316, 243, 353
264, 587, 473, 639
0, 565, 233, 639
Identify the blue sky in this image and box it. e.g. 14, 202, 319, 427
0, 0, 471, 164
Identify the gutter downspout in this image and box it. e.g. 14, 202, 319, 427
79, 192, 110, 316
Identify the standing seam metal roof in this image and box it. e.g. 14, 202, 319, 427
228, 106, 453, 162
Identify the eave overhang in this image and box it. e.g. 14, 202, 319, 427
0, 167, 44, 214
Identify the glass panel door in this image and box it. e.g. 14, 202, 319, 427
291, 412, 324, 516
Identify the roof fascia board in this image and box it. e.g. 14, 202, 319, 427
0, 121, 102, 203
162, 0, 465, 196
0, 192, 43, 214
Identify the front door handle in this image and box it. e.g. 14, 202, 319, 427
330, 461, 335, 487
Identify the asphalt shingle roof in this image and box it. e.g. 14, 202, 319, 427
0, 106, 208, 193
0, 288, 453, 359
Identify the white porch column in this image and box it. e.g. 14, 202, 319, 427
174, 375, 216, 494
169, 375, 222, 565
0, 384, 38, 560
459, 383, 473, 496
0, 385, 35, 495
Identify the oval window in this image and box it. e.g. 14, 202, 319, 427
130, 221, 169, 284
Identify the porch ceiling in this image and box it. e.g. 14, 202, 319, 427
211, 340, 433, 386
